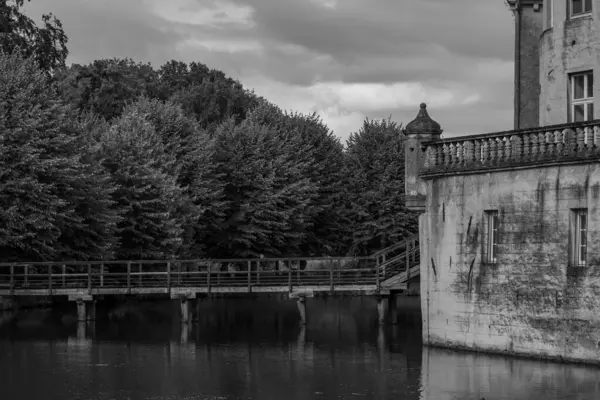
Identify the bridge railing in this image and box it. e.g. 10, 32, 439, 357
0, 236, 421, 294
373, 235, 420, 281
0, 256, 381, 294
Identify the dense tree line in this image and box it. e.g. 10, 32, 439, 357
0, 1, 417, 262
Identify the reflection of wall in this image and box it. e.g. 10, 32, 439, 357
420, 346, 600, 400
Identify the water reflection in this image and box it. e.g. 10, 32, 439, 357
0, 297, 598, 400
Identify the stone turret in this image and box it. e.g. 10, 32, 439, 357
403, 103, 442, 213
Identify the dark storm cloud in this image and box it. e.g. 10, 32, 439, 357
19, 0, 516, 138
22, 0, 185, 66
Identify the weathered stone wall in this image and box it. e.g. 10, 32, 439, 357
420, 163, 600, 363
539, 1, 599, 125
516, 3, 543, 129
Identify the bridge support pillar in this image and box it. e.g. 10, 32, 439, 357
377, 295, 389, 325
171, 292, 196, 324
68, 294, 95, 322
289, 289, 314, 325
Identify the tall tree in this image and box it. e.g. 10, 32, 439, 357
345, 118, 417, 255
0, 52, 118, 261
204, 118, 317, 258
0, 0, 68, 72
247, 101, 350, 255
53, 58, 161, 121
100, 111, 184, 259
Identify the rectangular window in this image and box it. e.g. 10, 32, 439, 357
571, 209, 588, 267
486, 210, 499, 264
569, 71, 594, 122
570, 0, 592, 17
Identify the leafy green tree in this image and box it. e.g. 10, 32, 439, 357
247, 101, 350, 256
0, 52, 118, 261
204, 118, 317, 258
344, 118, 417, 255
120, 97, 225, 258
158, 61, 260, 129
100, 111, 184, 259
54, 58, 161, 120
0, 0, 68, 72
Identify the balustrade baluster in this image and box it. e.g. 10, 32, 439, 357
474, 139, 482, 165
443, 143, 450, 167
530, 133, 539, 161
544, 131, 555, 159
577, 127, 586, 156
482, 139, 490, 165
465, 141, 474, 165
538, 132, 546, 160
522, 134, 530, 161
489, 138, 498, 165
430, 145, 438, 168
510, 135, 522, 162
555, 130, 564, 157
566, 129, 577, 157
449, 143, 456, 166
437, 145, 444, 169
594, 125, 600, 151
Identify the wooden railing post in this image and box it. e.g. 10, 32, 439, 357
329, 260, 334, 294
247, 260, 251, 292
382, 253, 387, 277
100, 263, 104, 287
256, 259, 260, 285
167, 261, 171, 293
375, 257, 380, 289
139, 263, 143, 287
48, 265, 53, 296
288, 260, 292, 292
207, 262, 212, 293
126, 261, 131, 293
24, 265, 28, 288
9, 265, 14, 294
87, 264, 92, 293
62, 264, 66, 288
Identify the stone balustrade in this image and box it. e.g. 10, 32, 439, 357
420, 120, 600, 177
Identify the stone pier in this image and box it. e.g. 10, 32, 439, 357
377, 295, 389, 325
68, 294, 96, 322
289, 289, 314, 325
171, 292, 196, 323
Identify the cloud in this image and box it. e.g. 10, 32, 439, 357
21, 0, 516, 141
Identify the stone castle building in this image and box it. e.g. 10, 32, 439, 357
405, 0, 600, 364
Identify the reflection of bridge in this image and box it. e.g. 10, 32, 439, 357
0, 235, 419, 324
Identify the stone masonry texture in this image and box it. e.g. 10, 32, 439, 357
539, 0, 600, 125
518, 4, 543, 129
420, 163, 600, 363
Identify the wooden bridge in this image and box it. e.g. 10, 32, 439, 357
0, 235, 420, 323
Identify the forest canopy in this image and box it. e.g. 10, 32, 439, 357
0, 0, 417, 261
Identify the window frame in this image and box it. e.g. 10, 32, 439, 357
569, 0, 593, 19
485, 210, 499, 264
571, 209, 588, 267
569, 71, 594, 122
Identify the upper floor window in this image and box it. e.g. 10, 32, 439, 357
485, 210, 499, 264
569, 71, 594, 122
570, 0, 592, 18
571, 208, 588, 267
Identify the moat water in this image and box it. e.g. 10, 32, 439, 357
0, 296, 599, 400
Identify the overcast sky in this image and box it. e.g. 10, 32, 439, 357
24, 0, 515, 141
